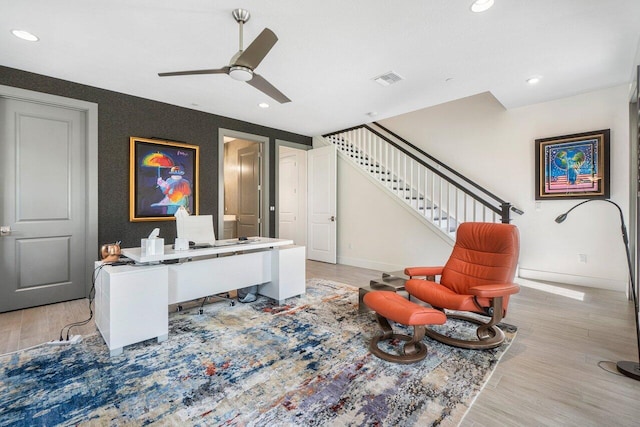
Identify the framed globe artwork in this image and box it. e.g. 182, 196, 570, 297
535, 129, 610, 200
129, 137, 200, 221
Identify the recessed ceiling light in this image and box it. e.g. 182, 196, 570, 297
258, 102, 269, 109
470, 0, 495, 13
526, 75, 542, 85
11, 29, 39, 42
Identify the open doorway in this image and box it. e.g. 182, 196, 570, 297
218, 129, 269, 239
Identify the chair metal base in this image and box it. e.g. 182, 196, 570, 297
425, 297, 506, 350
369, 314, 427, 363
424, 313, 505, 350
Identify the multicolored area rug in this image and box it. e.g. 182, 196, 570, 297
0, 279, 516, 426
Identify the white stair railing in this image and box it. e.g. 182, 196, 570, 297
326, 125, 518, 239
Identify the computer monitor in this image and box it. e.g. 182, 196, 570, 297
176, 214, 216, 246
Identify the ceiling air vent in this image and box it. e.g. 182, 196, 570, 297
373, 71, 404, 86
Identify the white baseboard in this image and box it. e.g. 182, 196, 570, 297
333, 261, 626, 292
337, 255, 404, 274
518, 268, 626, 291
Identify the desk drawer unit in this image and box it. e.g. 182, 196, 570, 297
95, 264, 168, 356
259, 245, 306, 303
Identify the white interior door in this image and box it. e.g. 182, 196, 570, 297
279, 146, 307, 246
307, 145, 336, 263
0, 97, 87, 312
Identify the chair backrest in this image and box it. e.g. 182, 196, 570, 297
440, 222, 520, 295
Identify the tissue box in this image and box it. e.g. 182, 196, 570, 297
141, 238, 164, 256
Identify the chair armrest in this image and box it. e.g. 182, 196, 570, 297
468, 283, 520, 298
404, 266, 444, 278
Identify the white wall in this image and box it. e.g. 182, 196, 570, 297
338, 85, 630, 291
337, 157, 453, 272
366, 85, 631, 290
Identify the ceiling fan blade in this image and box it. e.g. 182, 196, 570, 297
247, 73, 291, 104
235, 28, 278, 69
158, 67, 230, 77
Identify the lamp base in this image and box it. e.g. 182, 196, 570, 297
616, 361, 640, 381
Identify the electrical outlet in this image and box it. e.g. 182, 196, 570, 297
578, 253, 587, 263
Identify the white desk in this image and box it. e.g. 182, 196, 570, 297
95, 238, 305, 356
121, 237, 293, 264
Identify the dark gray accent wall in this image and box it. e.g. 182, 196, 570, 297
0, 66, 311, 247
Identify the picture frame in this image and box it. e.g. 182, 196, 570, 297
129, 137, 199, 221
535, 129, 610, 200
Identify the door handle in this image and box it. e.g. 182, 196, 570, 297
330, 216, 335, 222
0, 225, 11, 236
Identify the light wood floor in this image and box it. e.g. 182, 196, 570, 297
2, 260, 640, 426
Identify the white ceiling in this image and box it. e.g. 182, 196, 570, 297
2, 0, 639, 136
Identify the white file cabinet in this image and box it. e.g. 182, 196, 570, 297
259, 245, 306, 304
94, 263, 169, 356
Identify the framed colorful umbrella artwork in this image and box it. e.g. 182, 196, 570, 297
129, 137, 199, 221
535, 129, 610, 200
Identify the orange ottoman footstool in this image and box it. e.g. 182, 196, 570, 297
363, 291, 446, 363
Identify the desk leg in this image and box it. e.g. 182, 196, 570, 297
110, 347, 123, 357
157, 334, 168, 343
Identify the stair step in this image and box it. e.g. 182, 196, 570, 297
432, 218, 458, 233
333, 135, 465, 237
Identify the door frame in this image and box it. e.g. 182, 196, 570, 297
218, 128, 269, 237
0, 84, 98, 297
275, 140, 310, 243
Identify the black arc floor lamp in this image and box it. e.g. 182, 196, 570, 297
555, 199, 640, 381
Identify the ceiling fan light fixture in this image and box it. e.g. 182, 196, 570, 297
229, 66, 253, 82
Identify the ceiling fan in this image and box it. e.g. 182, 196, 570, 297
158, 8, 290, 104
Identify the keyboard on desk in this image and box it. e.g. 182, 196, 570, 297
190, 244, 213, 249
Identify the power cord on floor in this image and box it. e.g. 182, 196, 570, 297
0, 342, 48, 357
56, 259, 132, 342
56, 264, 103, 341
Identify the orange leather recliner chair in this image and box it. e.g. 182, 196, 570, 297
404, 222, 520, 349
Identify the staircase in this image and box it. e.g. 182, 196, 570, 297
324, 123, 522, 241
